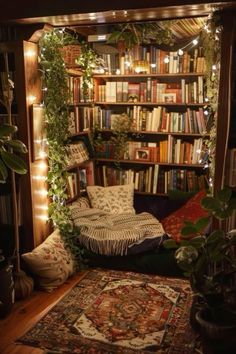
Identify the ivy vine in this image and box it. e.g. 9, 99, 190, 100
39, 29, 87, 265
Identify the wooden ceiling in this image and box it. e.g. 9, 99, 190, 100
0, 0, 236, 27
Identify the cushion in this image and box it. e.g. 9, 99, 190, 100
87, 183, 135, 214
70, 196, 91, 209
161, 189, 209, 242
21, 229, 76, 291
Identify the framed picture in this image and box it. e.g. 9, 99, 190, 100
135, 148, 150, 161
31, 104, 47, 161
161, 93, 176, 103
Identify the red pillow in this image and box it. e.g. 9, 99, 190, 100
162, 189, 209, 242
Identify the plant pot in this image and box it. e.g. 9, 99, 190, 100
196, 307, 236, 353
0, 264, 15, 318
189, 295, 205, 332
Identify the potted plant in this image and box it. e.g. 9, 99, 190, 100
164, 187, 236, 351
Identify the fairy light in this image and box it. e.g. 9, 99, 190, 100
178, 49, 184, 56
116, 69, 121, 75
204, 109, 209, 116
35, 189, 48, 197
212, 64, 217, 70
164, 57, 170, 64
28, 95, 36, 103
25, 49, 36, 58
151, 63, 156, 68
192, 39, 198, 46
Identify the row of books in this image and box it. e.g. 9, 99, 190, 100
96, 138, 207, 165
100, 46, 205, 75
66, 168, 88, 199
67, 75, 94, 104
99, 165, 208, 194
96, 77, 204, 104
70, 105, 208, 135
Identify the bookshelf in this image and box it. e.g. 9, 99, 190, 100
83, 46, 210, 196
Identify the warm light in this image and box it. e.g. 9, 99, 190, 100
25, 49, 36, 57
36, 215, 49, 221
125, 60, 131, 67
178, 49, 184, 56
116, 69, 121, 75
196, 149, 201, 154
164, 57, 170, 64
212, 64, 217, 70
150, 63, 156, 68
204, 110, 209, 116
38, 150, 48, 159
35, 205, 49, 211
192, 39, 198, 46
28, 95, 36, 103
32, 175, 47, 181
38, 161, 48, 169
35, 189, 48, 197
205, 97, 209, 102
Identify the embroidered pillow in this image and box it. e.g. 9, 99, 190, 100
87, 184, 135, 214
21, 229, 76, 291
161, 189, 209, 242
70, 196, 91, 209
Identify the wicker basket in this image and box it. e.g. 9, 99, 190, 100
60, 45, 81, 66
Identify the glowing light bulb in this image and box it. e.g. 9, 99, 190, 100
151, 63, 156, 68
192, 39, 198, 46
178, 49, 184, 56
164, 57, 169, 64
204, 110, 209, 116
212, 64, 217, 70
116, 69, 121, 75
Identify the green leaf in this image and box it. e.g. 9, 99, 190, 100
181, 225, 198, 237
189, 236, 206, 248
5, 140, 28, 153
206, 229, 224, 244
195, 216, 210, 231
0, 159, 8, 182
216, 187, 232, 203
201, 196, 221, 211
1, 151, 27, 174
0, 124, 17, 138
228, 198, 236, 213
163, 239, 179, 249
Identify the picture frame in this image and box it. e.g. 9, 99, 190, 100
31, 104, 47, 161
135, 148, 150, 161
161, 93, 176, 103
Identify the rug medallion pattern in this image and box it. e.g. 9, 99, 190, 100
18, 268, 197, 353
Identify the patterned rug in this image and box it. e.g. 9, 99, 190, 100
17, 268, 198, 353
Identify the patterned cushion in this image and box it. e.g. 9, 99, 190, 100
70, 196, 91, 209
87, 184, 135, 214
161, 189, 209, 242
21, 229, 76, 291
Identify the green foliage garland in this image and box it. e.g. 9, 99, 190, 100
39, 30, 86, 265
199, 14, 222, 191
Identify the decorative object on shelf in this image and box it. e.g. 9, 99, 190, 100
164, 187, 236, 350
0, 52, 33, 303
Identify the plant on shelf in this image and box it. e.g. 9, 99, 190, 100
107, 21, 174, 51
164, 187, 236, 348
75, 43, 105, 101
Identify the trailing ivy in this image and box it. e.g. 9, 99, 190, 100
39, 30, 87, 265
199, 14, 222, 191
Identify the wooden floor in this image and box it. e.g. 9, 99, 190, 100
0, 271, 87, 354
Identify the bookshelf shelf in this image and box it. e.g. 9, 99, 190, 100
96, 158, 206, 168
95, 102, 205, 107
93, 73, 205, 79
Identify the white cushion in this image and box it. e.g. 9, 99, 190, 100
21, 229, 76, 291
87, 183, 135, 214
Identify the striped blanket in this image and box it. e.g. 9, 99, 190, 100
70, 207, 165, 256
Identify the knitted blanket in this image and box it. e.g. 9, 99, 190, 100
70, 208, 165, 256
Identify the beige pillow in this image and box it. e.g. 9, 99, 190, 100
21, 229, 76, 291
87, 183, 135, 214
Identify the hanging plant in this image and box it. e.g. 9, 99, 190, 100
75, 43, 105, 101
199, 14, 222, 191
39, 29, 86, 264
107, 21, 174, 51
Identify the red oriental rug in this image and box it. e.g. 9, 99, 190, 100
17, 268, 198, 353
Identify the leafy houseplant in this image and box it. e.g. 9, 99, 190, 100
164, 187, 236, 342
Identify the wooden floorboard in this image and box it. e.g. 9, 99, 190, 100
0, 271, 87, 354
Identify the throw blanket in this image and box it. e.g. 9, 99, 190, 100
70, 207, 165, 256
